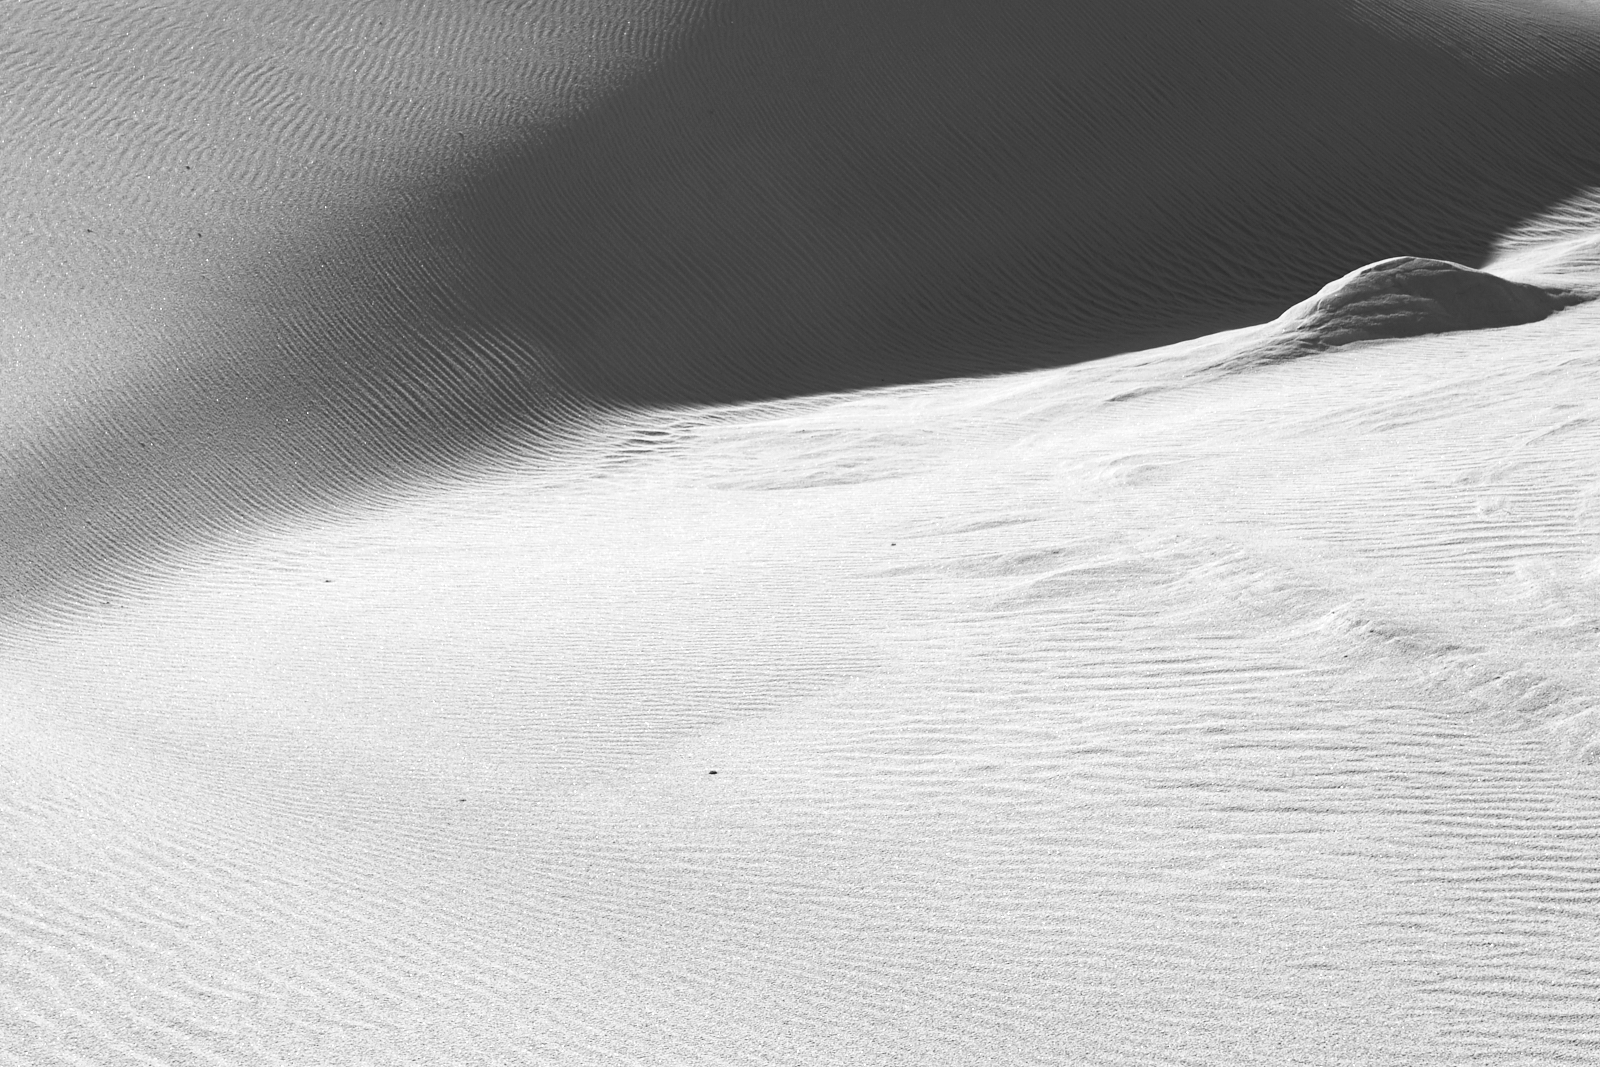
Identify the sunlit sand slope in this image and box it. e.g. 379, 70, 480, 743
8, 0, 1600, 1063
5, 0, 1600, 611
6, 273, 1600, 1065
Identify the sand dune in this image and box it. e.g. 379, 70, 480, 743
6, 0, 1600, 612
7, 0, 1600, 1063
9, 280, 1600, 1065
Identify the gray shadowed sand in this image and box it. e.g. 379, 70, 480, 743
4, 0, 1600, 614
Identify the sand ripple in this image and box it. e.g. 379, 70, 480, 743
6, 1, 1600, 1063
5, 0, 1600, 612
7, 299, 1600, 1063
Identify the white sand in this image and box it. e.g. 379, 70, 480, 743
6, 0, 1600, 1063
10, 276, 1600, 1063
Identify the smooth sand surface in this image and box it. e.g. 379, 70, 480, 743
6, 0, 1600, 1063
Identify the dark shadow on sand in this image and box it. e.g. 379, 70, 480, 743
6, 0, 1600, 611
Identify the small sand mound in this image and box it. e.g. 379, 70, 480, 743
1218, 257, 1582, 370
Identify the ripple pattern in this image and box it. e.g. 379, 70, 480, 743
4, 0, 1600, 611
6, 1, 1600, 1062
6, 298, 1600, 1063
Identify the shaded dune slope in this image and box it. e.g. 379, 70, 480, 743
7, 0, 1600, 613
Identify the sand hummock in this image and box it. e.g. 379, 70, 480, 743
1274, 256, 1577, 347
1186, 256, 1588, 375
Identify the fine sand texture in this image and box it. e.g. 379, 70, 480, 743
5, 0, 1600, 612
7, 0, 1600, 1064
10, 271, 1600, 1066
